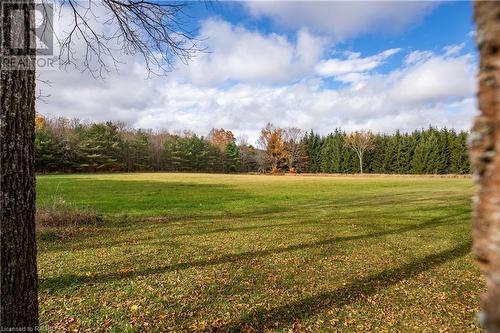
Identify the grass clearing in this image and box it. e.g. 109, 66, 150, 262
37, 173, 483, 332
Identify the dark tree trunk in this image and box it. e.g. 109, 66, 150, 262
471, 1, 500, 332
0, 0, 39, 329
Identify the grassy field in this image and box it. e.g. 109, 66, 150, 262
37, 173, 483, 332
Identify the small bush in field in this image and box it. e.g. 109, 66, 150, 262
36, 197, 102, 239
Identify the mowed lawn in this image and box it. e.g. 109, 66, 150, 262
36, 173, 483, 332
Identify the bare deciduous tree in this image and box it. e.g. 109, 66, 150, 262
471, 1, 500, 332
236, 134, 253, 172
283, 127, 306, 173
1, 0, 202, 329
344, 131, 375, 174
149, 130, 171, 171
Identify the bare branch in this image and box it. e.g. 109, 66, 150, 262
35, 74, 52, 103
53, 0, 205, 77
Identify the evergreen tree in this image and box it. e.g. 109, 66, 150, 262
412, 129, 439, 174
330, 129, 344, 173
451, 131, 470, 174
130, 131, 152, 171
206, 143, 224, 172
34, 126, 61, 172
383, 134, 398, 173
305, 130, 322, 173
224, 142, 240, 172
395, 134, 413, 174
79, 122, 123, 172
172, 137, 190, 171
319, 134, 334, 173
369, 135, 387, 173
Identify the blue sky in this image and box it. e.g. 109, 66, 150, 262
190, 1, 475, 56
40, 1, 478, 144
186, 1, 476, 81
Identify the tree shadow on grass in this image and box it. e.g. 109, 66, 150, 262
45, 218, 328, 253
40, 211, 469, 292
45, 192, 470, 253
215, 241, 472, 332
39, 183, 471, 256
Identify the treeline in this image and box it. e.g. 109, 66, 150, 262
34, 115, 471, 174
34, 115, 257, 173
304, 128, 470, 174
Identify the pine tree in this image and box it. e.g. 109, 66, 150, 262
305, 130, 322, 173
131, 131, 152, 171
319, 134, 334, 173
330, 129, 344, 173
369, 135, 387, 173
411, 133, 428, 174
412, 129, 439, 174
383, 134, 398, 173
451, 131, 470, 174
224, 142, 240, 172
34, 126, 60, 172
79, 122, 123, 172
395, 134, 412, 174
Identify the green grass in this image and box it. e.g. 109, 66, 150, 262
37, 173, 483, 332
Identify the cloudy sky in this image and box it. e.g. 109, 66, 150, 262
39, 1, 477, 144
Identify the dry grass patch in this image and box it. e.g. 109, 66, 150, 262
37, 197, 102, 240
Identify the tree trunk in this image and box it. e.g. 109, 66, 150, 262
471, 1, 500, 332
358, 152, 363, 174
0, 0, 39, 329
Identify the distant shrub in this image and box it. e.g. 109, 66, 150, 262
36, 197, 102, 239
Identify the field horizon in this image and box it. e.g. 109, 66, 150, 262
37, 173, 483, 332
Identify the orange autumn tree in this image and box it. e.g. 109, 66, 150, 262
35, 114, 46, 130
258, 123, 285, 173
208, 128, 236, 150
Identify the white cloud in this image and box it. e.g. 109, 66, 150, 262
443, 43, 466, 56
390, 54, 476, 106
315, 48, 401, 78
245, 1, 437, 41
176, 19, 326, 85
38, 17, 477, 143
404, 50, 434, 65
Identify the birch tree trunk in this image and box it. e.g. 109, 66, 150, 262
0, 0, 39, 328
471, 1, 500, 332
